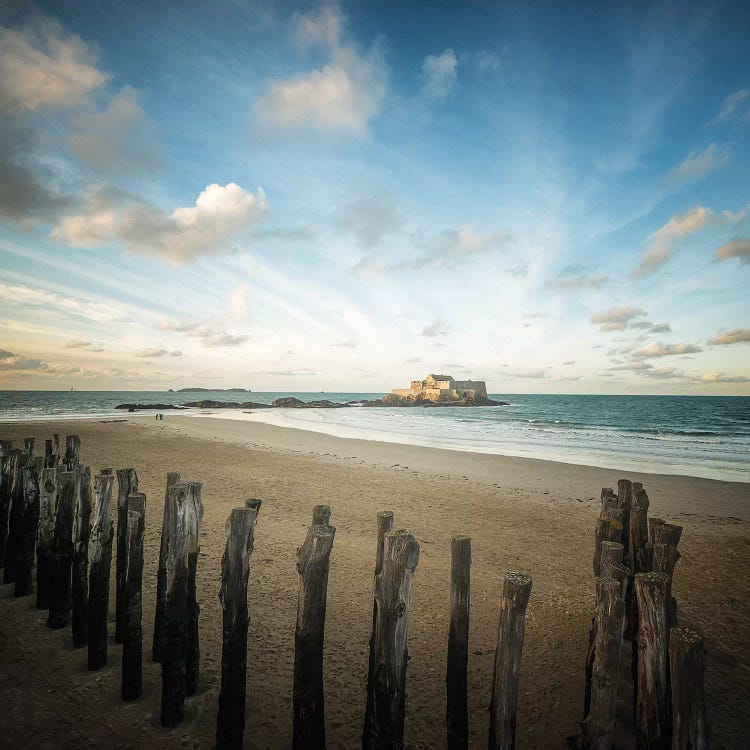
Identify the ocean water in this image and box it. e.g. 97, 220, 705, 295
0, 391, 748, 483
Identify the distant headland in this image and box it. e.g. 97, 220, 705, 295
169, 387, 251, 393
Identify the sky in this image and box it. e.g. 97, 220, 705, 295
0, 0, 749, 394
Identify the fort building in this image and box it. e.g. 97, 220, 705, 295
392, 374, 488, 401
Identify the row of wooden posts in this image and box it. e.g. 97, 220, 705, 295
0, 436, 708, 749
575, 479, 708, 750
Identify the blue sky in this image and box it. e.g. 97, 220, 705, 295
1, 0, 749, 393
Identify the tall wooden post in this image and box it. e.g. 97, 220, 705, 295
122, 492, 146, 701
617, 479, 633, 567
635, 572, 670, 749
3, 451, 29, 583
580, 578, 625, 750
88, 471, 115, 670
364, 510, 395, 738
669, 628, 707, 750
185, 481, 204, 696
216, 503, 261, 750
72, 466, 92, 648
363, 529, 420, 750
36, 466, 59, 608
447, 535, 471, 750
116, 468, 139, 643
293, 517, 336, 750
489, 571, 533, 750
64, 435, 80, 468
0, 450, 16, 565
0, 440, 11, 456
161, 482, 191, 728
312, 504, 331, 526
153, 472, 181, 662
45, 435, 59, 468
23, 437, 35, 456
48, 471, 75, 629
14, 462, 41, 597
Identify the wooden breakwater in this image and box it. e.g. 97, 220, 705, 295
0, 436, 708, 749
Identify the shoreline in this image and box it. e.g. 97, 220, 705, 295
0, 419, 748, 748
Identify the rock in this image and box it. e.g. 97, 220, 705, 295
181, 400, 270, 409
271, 397, 305, 408
115, 403, 184, 411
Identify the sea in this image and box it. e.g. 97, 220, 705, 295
1, 391, 748, 483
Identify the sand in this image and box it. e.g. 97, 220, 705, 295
0, 415, 748, 749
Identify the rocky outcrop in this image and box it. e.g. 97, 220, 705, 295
181, 400, 271, 409
115, 404, 185, 411
363, 394, 508, 407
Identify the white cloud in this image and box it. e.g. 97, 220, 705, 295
0, 20, 107, 112
422, 49, 458, 101
421, 320, 449, 338
633, 205, 715, 278
590, 306, 646, 331
633, 341, 702, 358
255, 7, 386, 136
715, 237, 750, 264
0, 281, 122, 322
158, 319, 250, 348
64, 340, 91, 349
69, 86, 159, 173
337, 194, 403, 249
135, 348, 169, 358
53, 182, 268, 262
665, 143, 729, 185
708, 328, 750, 346
714, 88, 749, 123
689, 372, 750, 384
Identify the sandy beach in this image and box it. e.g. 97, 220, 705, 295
0, 416, 748, 749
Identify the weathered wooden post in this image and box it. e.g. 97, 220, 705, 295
88, 471, 115, 670
617, 479, 633, 567
364, 510, 395, 738
72, 466, 92, 648
44, 435, 59, 468
363, 529, 420, 750
216, 502, 261, 750
653, 523, 682, 629
0, 439, 12, 456
161, 482, 191, 728
312, 503, 331, 526
669, 628, 707, 750
447, 535, 471, 750
599, 541, 623, 576
153, 472, 181, 662
122, 492, 146, 701
36, 466, 59, 608
14, 461, 41, 597
293, 515, 336, 749
0, 450, 16, 565
64, 435, 80, 468
185, 481, 204, 696
579, 578, 625, 750
635, 572, 670, 749
48, 471, 75, 629
116, 468, 139, 643
24, 437, 35, 455
630, 487, 650, 574
593, 492, 624, 577
3, 450, 29, 583
489, 572, 533, 750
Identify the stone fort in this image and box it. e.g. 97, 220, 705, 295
392, 373, 488, 401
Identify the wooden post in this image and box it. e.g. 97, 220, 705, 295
153, 471, 181, 662
630, 488, 650, 574
669, 628, 707, 750
312, 503, 331, 526
116, 468, 139, 643
185, 481, 204, 696
580, 578, 625, 750
36, 466, 59, 608
489, 571, 533, 750
122, 492, 146, 701
3, 451, 30, 583
44, 435, 59, 468
293, 518, 336, 749
24, 437, 35, 455
88, 471, 114, 670
363, 529, 420, 750
48, 471, 75, 629
617, 479, 633, 567
655, 524, 682, 549
216, 503, 261, 750
594, 512, 624, 577
0, 439, 12, 456
0, 450, 16, 566
364, 511, 395, 739
64, 435, 80, 468
635, 572, 670, 749
160, 482, 191, 728
72, 466, 92, 648
599, 541, 623, 577
447, 535, 471, 750
14, 462, 41, 597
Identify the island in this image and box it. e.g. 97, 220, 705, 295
116, 374, 507, 411
175, 387, 251, 392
